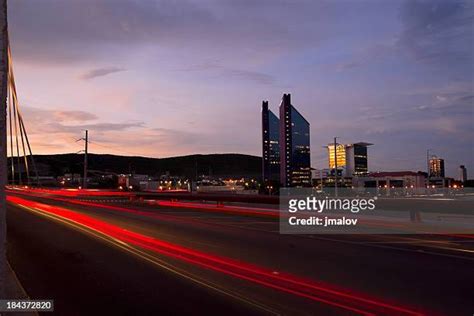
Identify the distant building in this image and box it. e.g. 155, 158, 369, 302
311, 168, 331, 181
118, 174, 149, 190
311, 168, 353, 188
326, 142, 372, 177
353, 171, 427, 188
312, 168, 329, 188
429, 156, 445, 178
262, 101, 280, 183
459, 165, 467, 183
279, 94, 311, 187
58, 173, 82, 186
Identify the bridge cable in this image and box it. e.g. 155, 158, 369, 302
8, 52, 30, 185
7, 39, 40, 186
7, 80, 14, 184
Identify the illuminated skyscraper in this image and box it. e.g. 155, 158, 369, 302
279, 94, 311, 187
326, 142, 372, 177
327, 144, 346, 171
429, 156, 445, 178
262, 101, 280, 183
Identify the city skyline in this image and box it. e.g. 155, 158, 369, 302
7, 0, 473, 177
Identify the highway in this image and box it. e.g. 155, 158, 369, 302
6, 189, 474, 315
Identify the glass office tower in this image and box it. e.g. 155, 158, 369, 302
352, 143, 370, 176
279, 94, 311, 187
326, 142, 372, 177
262, 101, 280, 183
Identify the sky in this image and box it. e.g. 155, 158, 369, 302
7, 0, 474, 178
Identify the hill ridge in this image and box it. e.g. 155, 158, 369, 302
23, 153, 261, 178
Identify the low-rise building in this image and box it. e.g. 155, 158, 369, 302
118, 174, 150, 190
353, 171, 427, 188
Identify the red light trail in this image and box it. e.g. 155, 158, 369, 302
8, 187, 280, 218
7, 195, 425, 316
150, 200, 279, 218
7, 186, 132, 197
11, 187, 471, 236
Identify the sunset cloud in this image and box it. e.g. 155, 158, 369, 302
7, 0, 473, 177
80, 67, 126, 80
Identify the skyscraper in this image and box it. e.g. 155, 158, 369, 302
262, 101, 280, 183
326, 142, 372, 177
327, 143, 346, 175
429, 156, 445, 178
279, 94, 311, 187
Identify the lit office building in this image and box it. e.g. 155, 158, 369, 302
326, 142, 372, 177
327, 144, 346, 171
429, 156, 445, 178
279, 94, 311, 187
262, 101, 280, 183
350, 143, 372, 176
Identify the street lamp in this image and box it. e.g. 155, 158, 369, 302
426, 149, 433, 189
334, 137, 339, 197
426, 149, 432, 176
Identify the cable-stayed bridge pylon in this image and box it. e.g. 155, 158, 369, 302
6, 37, 39, 187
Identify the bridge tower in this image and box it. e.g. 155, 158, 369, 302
0, 0, 7, 298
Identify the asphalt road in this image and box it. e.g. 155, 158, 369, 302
6, 192, 474, 315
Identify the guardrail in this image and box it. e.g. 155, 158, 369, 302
132, 192, 280, 204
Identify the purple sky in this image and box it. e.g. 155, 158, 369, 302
8, 0, 474, 177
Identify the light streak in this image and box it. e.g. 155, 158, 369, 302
151, 200, 279, 218
7, 186, 132, 197
7, 195, 425, 316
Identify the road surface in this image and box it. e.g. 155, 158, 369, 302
6, 190, 474, 315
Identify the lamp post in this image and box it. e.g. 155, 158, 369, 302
426, 149, 432, 189
426, 149, 431, 177
334, 137, 339, 197
83, 130, 88, 189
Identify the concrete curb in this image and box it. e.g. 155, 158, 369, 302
3, 261, 37, 316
